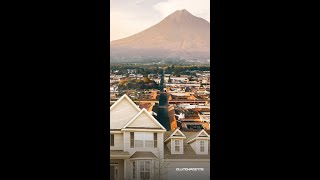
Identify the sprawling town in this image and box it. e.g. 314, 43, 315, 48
110, 63, 210, 132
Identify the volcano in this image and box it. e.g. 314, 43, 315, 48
110, 9, 210, 61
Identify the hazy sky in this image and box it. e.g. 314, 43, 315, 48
110, 0, 210, 41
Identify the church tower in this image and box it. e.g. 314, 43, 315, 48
157, 70, 171, 130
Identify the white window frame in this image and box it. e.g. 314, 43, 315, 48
134, 132, 154, 148
200, 140, 205, 152
138, 160, 152, 180
197, 140, 208, 154
174, 139, 180, 153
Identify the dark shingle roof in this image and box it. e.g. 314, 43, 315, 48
110, 150, 130, 156
130, 151, 158, 159
164, 130, 174, 140
185, 132, 200, 142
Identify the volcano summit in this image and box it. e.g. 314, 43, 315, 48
110, 9, 210, 61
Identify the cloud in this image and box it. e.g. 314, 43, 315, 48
135, 0, 146, 5
153, 0, 210, 22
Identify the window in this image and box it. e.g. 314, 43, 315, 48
139, 160, 151, 180
174, 140, 180, 152
154, 133, 157, 148
134, 132, 144, 147
133, 161, 136, 179
130, 132, 134, 148
144, 133, 153, 148
134, 132, 154, 148
110, 134, 114, 146
200, 140, 205, 152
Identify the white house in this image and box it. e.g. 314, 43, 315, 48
110, 94, 210, 180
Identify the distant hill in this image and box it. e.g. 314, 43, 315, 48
110, 9, 210, 61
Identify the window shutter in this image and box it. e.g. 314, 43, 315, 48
133, 161, 136, 179
130, 132, 134, 148
154, 133, 157, 148
110, 134, 114, 146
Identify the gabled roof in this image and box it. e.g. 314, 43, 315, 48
186, 129, 210, 143
110, 94, 140, 111
122, 108, 166, 130
110, 94, 141, 129
110, 150, 131, 159
164, 128, 186, 142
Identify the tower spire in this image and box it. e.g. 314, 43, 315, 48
159, 70, 165, 92
157, 69, 171, 130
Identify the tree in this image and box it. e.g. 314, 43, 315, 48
152, 149, 169, 180
119, 79, 128, 86
143, 77, 152, 83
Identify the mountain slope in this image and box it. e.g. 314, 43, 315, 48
110, 9, 210, 60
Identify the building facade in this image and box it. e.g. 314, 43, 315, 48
110, 94, 210, 180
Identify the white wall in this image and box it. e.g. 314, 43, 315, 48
190, 141, 197, 153
110, 133, 123, 150
190, 140, 209, 154
127, 112, 159, 128
110, 98, 140, 129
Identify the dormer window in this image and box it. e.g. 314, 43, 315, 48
200, 140, 205, 152
196, 140, 208, 154
171, 139, 183, 154
186, 130, 210, 154
174, 140, 180, 152
164, 128, 186, 154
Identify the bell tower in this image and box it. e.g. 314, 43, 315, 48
157, 70, 171, 130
